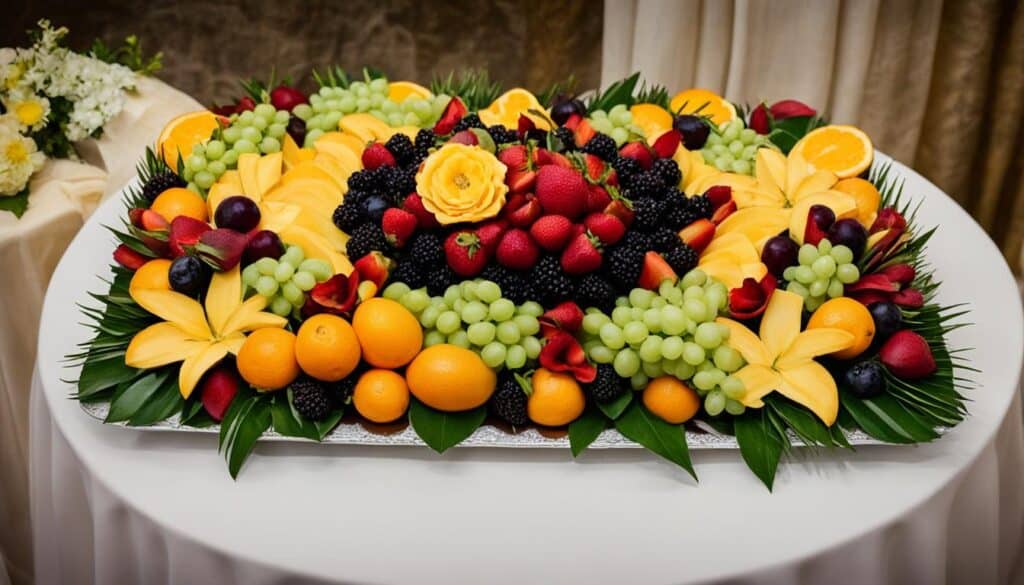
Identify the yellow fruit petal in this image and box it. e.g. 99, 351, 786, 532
219, 170, 243, 191
205, 266, 242, 336
698, 258, 747, 290
716, 207, 791, 243
716, 317, 771, 366
777, 360, 840, 425
256, 152, 283, 195
631, 103, 674, 140
732, 364, 782, 408
701, 232, 760, 265
792, 170, 839, 202
279, 224, 353, 275
237, 153, 262, 200
775, 329, 855, 371
220, 295, 287, 335
755, 148, 787, 194
759, 290, 803, 361
125, 322, 205, 369
130, 289, 212, 339
866, 229, 889, 250
178, 341, 229, 398
220, 331, 246, 355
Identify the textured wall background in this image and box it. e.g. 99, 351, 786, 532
3, 0, 603, 106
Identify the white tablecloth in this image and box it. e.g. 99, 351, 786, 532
30, 158, 1024, 584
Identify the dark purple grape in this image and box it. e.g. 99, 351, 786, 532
827, 218, 868, 259
843, 361, 886, 398
362, 195, 389, 222
168, 255, 211, 297
550, 95, 586, 126
868, 301, 903, 342
214, 196, 261, 232
673, 115, 711, 150
286, 116, 306, 146
243, 230, 284, 266
808, 205, 836, 231
761, 235, 800, 279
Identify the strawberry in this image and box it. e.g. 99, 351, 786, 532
705, 185, 733, 210
560, 232, 603, 275
498, 145, 536, 193
113, 244, 149, 270
678, 218, 715, 253
353, 251, 393, 289
573, 118, 596, 148
476, 219, 509, 254
540, 301, 585, 337
433, 97, 467, 135
235, 96, 256, 113
586, 184, 613, 212
535, 165, 588, 219
402, 193, 440, 230
450, 129, 479, 146
711, 199, 737, 224
502, 193, 542, 228
269, 85, 308, 112
539, 330, 596, 383
546, 151, 573, 169
603, 198, 635, 227
880, 330, 936, 380
382, 208, 417, 248
529, 215, 574, 252
563, 113, 583, 131
638, 251, 678, 289
578, 154, 607, 183
651, 129, 682, 159
517, 113, 537, 139
361, 143, 396, 170
749, 103, 770, 134
194, 228, 248, 271
306, 272, 362, 317
618, 141, 654, 169
129, 208, 170, 232
444, 230, 489, 277
583, 213, 626, 246
169, 216, 211, 257
200, 363, 240, 422
496, 228, 540, 271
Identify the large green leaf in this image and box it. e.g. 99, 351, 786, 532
614, 402, 696, 479
78, 353, 138, 398
106, 370, 169, 423
766, 396, 838, 448
0, 188, 29, 218
840, 390, 940, 444
568, 406, 607, 457
128, 376, 183, 426
219, 391, 273, 478
408, 398, 486, 453
734, 409, 786, 490
270, 390, 344, 441
597, 390, 633, 420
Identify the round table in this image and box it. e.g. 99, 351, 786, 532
31, 160, 1024, 585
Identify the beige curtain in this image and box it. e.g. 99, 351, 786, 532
602, 0, 1024, 272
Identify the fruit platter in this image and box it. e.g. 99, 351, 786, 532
70, 70, 971, 487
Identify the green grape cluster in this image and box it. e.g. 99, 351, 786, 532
182, 103, 289, 192
383, 279, 543, 371
783, 240, 861, 311
242, 245, 333, 317
579, 269, 747, 417
294, 79, 451, 147
588, 104, 645, 145
701, 118, 774, 175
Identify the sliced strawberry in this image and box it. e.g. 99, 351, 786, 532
710, 199, 737, 224
498, 145, 537, 193
603, 197, 635, 227
113, 244, 149, 270
433, 97, 468, 135
194, 228, 247, 271
169, 216, 212, 257
502, 193, 542, 228
586, 184, 613, 213
618, 141, 653, 170
728, 274, 777, 319
353, 251, 393, 289
704, 185, 733, 210
449, 129, 479, 146
638, 251, 678, 289
573, 118, 596, 148
304, 272, 362, 318
361, 143, 396, 170
678, 218, 715, 254
538, 330, 597, 383
651, 129, 682, 159
880, 263, 915, 288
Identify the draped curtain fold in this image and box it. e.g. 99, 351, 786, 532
602, 0, 1024, 271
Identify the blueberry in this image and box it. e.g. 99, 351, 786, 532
168, 255, 211, 297
843, 361, 886, 398
868, 301, 903, 342
362, 195, 390, 222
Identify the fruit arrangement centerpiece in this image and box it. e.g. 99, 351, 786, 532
71, 69, 970, 486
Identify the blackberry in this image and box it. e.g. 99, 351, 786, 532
490, 371, 529, 425
347, 170, 378, 194
332, 202, 364, 233
384, 134, 416, 167
346, 223, 387, 261
553, 127, 576, 152
142, 171, 186, 202
652, 158, 682, 187
582, 133, 618, 161
426, 264, 457, 296
612, 156, 642, 182
453, 113, 484, 132
530, 255, 574, 306
378, 167, 415, 202
688, 194, 713, 219
586, 364, 628, 403
389, 261, 427, 289
344, 188, 371, 206
622, 230, 652, 250
488, 125, 519, 145
650, 227, 680, 252
330, 373, 360, 407
664, 200, 698, 230
415, 128, 436, 151
575, 274, 617, 312
632, 197, 667, 232
407, 233, 443, 267
628, 171, 667, 200
291, 376, 332, 421
663, 243, 699, 275
604, 241, 646, 289
412, 146, 430, 165
482, 265, 533, 304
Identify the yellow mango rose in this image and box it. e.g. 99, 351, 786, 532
416, 143, 508, 224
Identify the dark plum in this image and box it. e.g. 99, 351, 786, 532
168, 255, 211, 297
827, 218, 868, 259
673, 115, 711, 150
243, 230, 284, 266
843, 361, 886, 398
214, 196, 261, 232
868, 301, 903, 342
550, 95, 586, 126
761, 235, 800, 279
286, 116, 306, 146
362, 195, 390, 222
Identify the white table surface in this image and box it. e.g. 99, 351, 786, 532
32, 158, 1024, 585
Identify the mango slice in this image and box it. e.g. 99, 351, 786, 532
732, 364, 781, 408
759, 290, 802, 360
279, 225, 353, 275
716, 317, 771, 366
125, 322, 206, 369
778, 360, 840, 425
130, 289, 211, 339
179, 341, 231, 398
775, 328, 854, 371
205, 267, 242, 336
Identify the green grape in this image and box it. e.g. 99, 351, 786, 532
513, 314, 540, 336
630, 307, 646, 322
642, 308, 662, 332
222, 126, 242, 144
461, 300, 488, 324
589, 344, 615, 364
436, 311, 461, 334
682, 298, 706, 321
613, 348, 641, 377
720, 375, 745, 400
254, 103, 276, 118
522, 336, 542, 360
682, 285, 705, 301
496, 321, 521, 345
403, 290, 431, 313
488, 298, 516, 322
740, 128, 757, 144
681, 342, 706, 366
280, 282, 303, 305
582, 312, 609, 335
221, 150, 239, 166
639, 358, 662, 377
704, 287, 726, 312
424, 330, 446, 347
611, 306, 633, 327
283, 245, 304, 266
783, 266, 797, 281
817, 239, 833, 255
674, 361, 696, 380
805, 295, 825, 312
452, 298, 467, 313
694, 322, 723, 349
661, 336, 684, 360
794, 266, 816, 284
639, 335, 663, 363
206, 140, 226, 160
618, 322, 644, 345
836, 264, 860, 284
809, 279, 828, 297
255, 275, 279, 297
193, 171, 215, 190
812, 255, 837, 278
270, 296, 292, 316
629, 288, 655, 309
273, 262, 295, 283
241, 264, 260, 286
827, 278, 845, 298
681, 269, 707, 289
660, 305, 687, 335
383, 282, 411, 300
259, 137, 281, 153
480, 342, 507, 368
443, 285, 461, 307
207, 161, 226, 177
298, 259, 332, 281
447, 330, 471, 349
419, 305, 441, 328
830, 245, 854, 265
467, 322, 496, 346
630, 373, 649, 391
712, 345, 744, 373
650, 296, 667, 308
292, 271, 316, 291
518, 301, 544, 317
476, 281, 501, 303
704, 391, 726, 416
725, 399, 746, 416
255, 257, 278, 275
692, 370, 716, 391
798, 244, 819, 266
787, 281, 809, 297
599, 323, 626, 350
505, 345, 527, 369
460, 280, 479, 301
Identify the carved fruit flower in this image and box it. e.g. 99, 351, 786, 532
415, 143, 508, 225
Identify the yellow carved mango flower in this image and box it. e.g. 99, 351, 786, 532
416, 143, 508, 224
125, 266, 288, 397
716, 289, 854, 425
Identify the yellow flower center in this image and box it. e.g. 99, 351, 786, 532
5, 141, 28, 164
453, 173, 471, 190
14, 101, 43, 126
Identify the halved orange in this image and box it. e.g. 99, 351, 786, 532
388, 81, 431, 103
157, 111, 224, 170
479, 88, 550, 130
669, 89, 736, 127
630, 103, 674, 140
790, 125, 873, 179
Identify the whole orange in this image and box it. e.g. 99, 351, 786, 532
405, 344, 496, 411
527, 368, 585, 427
642, 377, 700, 424
294, 314, 361, 381
129, 259, 172, 292
352, 297, 423, 368
807, 297, 875, 359
151, 187, 209, 223
237, 328, 300, 390
353, 369, 410, 423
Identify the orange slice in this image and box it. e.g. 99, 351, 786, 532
157, 111, 224, 170
669, 89, 736, 127
790, 125, 873, 179
388, 81, 431, 103
630, 103, 674, 139
479, 88, 550, 130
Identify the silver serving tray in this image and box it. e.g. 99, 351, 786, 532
80, 401, 891, 448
